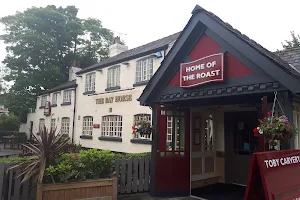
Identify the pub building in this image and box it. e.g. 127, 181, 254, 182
139, 5, 300, 199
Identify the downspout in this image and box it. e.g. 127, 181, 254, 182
71, 87, 77, 143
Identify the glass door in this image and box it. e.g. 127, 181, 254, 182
191, 112, 216, 183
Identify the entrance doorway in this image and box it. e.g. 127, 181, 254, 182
224, 111, 259, 185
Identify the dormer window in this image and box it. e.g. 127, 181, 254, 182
136, 57, 153, 83
85, 73, 96, 93
107, 66, 120, 89
40, 96, 47, 107
52, 93, 58, 106
62, 90, 72, 105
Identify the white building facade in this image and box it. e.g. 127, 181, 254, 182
74, 34, 179, 153
24, 74, 78, 140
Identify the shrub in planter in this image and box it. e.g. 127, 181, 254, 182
44, 149, 115, 183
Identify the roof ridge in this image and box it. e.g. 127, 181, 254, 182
193, 5, 300, 77
77, 32, 181, 75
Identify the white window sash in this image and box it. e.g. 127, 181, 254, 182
136, 58, 153, 83
63, 91, 71, 103
107, 67, 120, 88
101, 116, 122, 137
61, 118, 70, 135
83, 117, 93, 135
85, 73, 96, 92
52, 93, 57, 105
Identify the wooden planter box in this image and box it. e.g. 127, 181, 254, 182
36, 176, 117, 200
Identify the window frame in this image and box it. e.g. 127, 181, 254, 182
101, 115, 123, 138
82, 116, 93, 136
39, 118, 45, 131
134, 114, 151, 139
40, 96, 47, 107
52, 93, 58, 105
135, 57, 154, 83
107, 66, 120, 89
293, 104, 300, 149
63, 90, 72, 103
61, 117, 70, 135
50, 118, 56, 130
85, 73, 96, 92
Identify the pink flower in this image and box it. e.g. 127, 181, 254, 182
268, 112, 273, 115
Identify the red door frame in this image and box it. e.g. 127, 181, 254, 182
152, 105, 190, 196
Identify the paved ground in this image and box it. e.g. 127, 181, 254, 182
118, 193, 197, 200
0, 144, 22, 157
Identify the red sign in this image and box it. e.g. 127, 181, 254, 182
180, 53, 224, 88
44, 101, 51, 116
245, 150, 300, 200
93, 124, 100, 128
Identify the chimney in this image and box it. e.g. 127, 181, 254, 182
109, 36, 128, 57
69, 61, 82, 81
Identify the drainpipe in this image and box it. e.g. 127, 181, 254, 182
71, 87, 77, 143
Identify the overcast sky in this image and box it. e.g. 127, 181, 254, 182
0, 0, 299, 65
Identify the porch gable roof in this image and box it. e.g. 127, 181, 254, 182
139, 5, 300, 106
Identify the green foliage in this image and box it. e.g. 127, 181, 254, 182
10, 127, 71, 184
282, 31, 300, 49
0, 156, 37, 163
0, 113, 20, 131
45, 149, 115, 183
0, 5, 113, 122
114, 152, 151, 160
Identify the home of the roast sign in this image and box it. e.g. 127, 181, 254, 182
180, 53, 224, 87
96, 94, 132, 104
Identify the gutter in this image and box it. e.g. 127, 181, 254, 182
71, 87, 77, 143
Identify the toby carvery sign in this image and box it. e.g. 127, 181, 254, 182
245, 150, 300, 200
180, 53, 224, 88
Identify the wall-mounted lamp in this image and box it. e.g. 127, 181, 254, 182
122, 62, 130, 67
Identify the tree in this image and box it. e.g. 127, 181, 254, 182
282, 31, 300, 49
0, 5, 114, 122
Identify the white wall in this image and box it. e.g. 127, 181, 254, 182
74, 53, 165, 153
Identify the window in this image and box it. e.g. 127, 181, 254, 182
51, 118, 56, 130
82, 116, 93, 135
134, 114, 151, 139
165, 111, 185, 151
85, 73, 96, 92
293, 105, 300, 149
136, 57, 153, 83
52, 93, 58, 105
107, 66, 120, 88
41, 96, 47, 107
101, 115, 122, 137
63, 90, 72, 103
61, 117, 70, 135
39, 119, 45, 131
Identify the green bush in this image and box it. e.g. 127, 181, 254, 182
45, 149, 115, 184
0, 114, 20, 131
0, 156, 38, 163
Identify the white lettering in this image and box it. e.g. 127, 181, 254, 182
264, 156, 300, 169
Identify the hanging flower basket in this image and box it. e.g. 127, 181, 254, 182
253, 112, 297, 143
132, 120, 153, 137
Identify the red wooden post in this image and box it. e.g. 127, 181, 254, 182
259, 96, 268, 152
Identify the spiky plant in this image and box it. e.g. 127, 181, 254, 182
10, 126, 70, 184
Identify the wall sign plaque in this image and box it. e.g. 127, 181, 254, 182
44, 101, 51, 116
180, 53, 224, 88
96, 94, 132, 104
